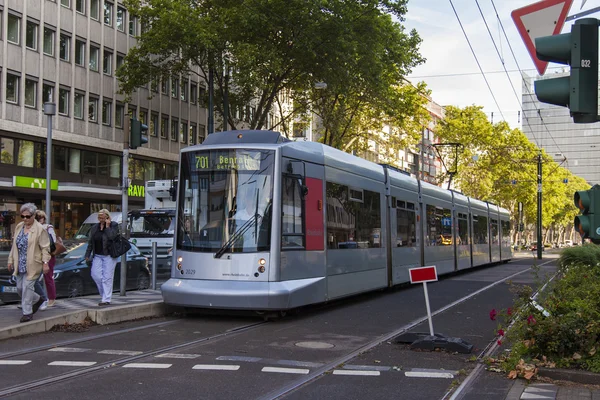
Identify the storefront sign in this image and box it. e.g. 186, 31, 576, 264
128, 184, 145, 197
13, 176, 58, 190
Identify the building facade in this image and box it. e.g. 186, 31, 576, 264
0, 0, 208, 244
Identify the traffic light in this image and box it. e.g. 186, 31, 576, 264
574, 184, 600, 244
130, 118, 148, 149
534, 18, 599, 124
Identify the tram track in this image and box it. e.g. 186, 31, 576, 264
0, 319, 268, 398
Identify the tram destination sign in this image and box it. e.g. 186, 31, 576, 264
409, 266, 438, 284
193, 151, 262, 171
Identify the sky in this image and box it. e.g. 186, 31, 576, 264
403, 0, 592, 129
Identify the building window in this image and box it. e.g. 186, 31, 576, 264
7, 14, 20, 45
43, 27, 55, 56
75, 39, 85, 66
6, 74, 19, 104
89, 45, 99, 71
74, 92, 84, 119
61, 0, 71, 8
24, 79, 37, 108
17, 140, 35, 168
42, 83, 54, 103
104, 1, 113, 26
190, 83, 197, 105
83, 151, 97, 175
54, 146, 67, 171
76, 0, 85, 14
189, 124, 197, 145
26, 21, 38, 50
171, 119, 178, 141
58, 87, 70, 115
115, 103, 124, 128
198, 124, 206, 144
90, 0, 99, 20
116, 7, 125, 32
180, 121, 188, 143
102, 100, 111, 125
88, 97, 99, 122
69, 148, 81, 173
150, 113, 159, 136
59, 34, 70, 61
161, 78, 168, 95
139, 109, 148, 125
116, 53, 125, 69
1, 138, 15, 165
160, 116, 168, 138
181, 80, 188, 102
129, 16, 137, 36
171, 78, 179, 99
103, 50, 112, 75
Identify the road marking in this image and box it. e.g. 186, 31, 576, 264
0, 360, 31, 365
343, 364, 391, 371
262, 367, 309, 375
405, 371, 454, 378
333, 370, 380, 376
48, 361, 97, 367
48, 347, 89, 353
156, 353, 201, 359
122, 363, 172, 369
98, 350, 144, 356
217, 355, 262, 362
193, 364, 240, 371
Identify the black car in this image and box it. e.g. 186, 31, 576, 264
0, 242, 150, 303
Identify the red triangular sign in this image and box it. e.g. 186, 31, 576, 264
511, 0, 574, 75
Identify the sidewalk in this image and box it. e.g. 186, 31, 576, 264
505, 380, 600, 399
0, 289, 173, 341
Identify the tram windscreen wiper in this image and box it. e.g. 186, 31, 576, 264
214, 213, 262, 259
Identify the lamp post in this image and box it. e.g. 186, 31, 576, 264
43, 102, 56, 219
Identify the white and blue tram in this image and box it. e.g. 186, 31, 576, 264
161, 130, 512, 310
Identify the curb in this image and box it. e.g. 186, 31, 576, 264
538, 367, 600, 385
0, 300, 174, 341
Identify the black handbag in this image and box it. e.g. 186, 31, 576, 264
108, 235, 132, 258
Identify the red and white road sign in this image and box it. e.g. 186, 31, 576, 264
511, 0, 574, 75
409, 266, 438, 284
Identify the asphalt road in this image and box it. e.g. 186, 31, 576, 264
0, 256, 556, 400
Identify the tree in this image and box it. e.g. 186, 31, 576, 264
119, 0, 426, 148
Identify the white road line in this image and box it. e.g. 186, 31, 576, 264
0, 360, 31, 365
405, 371, 454, 378
262, 367, 309, 375
192, 364, 240, 371
48, 347, 89, 353
122, 363, 172, 369
48, 361, 97, 367
98, 350, 144, 356
156, 353, 201, 359
333, 370, 380, 376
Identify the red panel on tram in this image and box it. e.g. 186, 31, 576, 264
305, 177, 324, 251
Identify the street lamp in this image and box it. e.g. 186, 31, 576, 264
43, 102, 56, 219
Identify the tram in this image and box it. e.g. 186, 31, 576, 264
161, 130, 512, 310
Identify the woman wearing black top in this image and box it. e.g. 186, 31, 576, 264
84, 209, 120, 306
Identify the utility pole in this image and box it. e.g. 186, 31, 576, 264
208, 68, 214, 134
537, 152, 543, 260
121, 117, 130, 296
43, 102, 56, 219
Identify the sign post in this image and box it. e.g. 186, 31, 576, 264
409, 266, 438, 336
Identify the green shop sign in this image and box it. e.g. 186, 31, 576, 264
128, 184, 145, 197
13, 176, 59, 190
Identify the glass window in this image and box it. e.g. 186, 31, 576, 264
102, 100, 111, 125
161, 78, 168, 94
59, 34, 70, 61
89, 46, 99, 71
54, 146, 67, 171
171, 119, 178, 141
160, 116, 168, 138
26, 21, 38, 50
490, 219, 499, 245
132, 158, 144, 180
42, 83, 54, 103
501, 220, 511, 248
59, 88, 69, 115
171, 78, 179, 98
82, 151, 97, 175
189, 124, 197, 145
90, 0, 99, 20
396, 201, 416, 247
109, 155, 120, 178
115, 104, 124, 128
104, 1, 113, 26
150, 113, 158, 136
69, 148, 81, 173
17, 140, 34, 168
190, 83, 197, 104
129, 16, 137, 36
98, 153, 109, 176
326, 182, 381, 249
458, 213, 469, 246
144, 161, 155, 180
76, 0, 85, 14
472, 214, 488, 245
198, 124, 206, 144
181, 80, 188, 102
74, 92, 84, 119
61, 0, 71, 8
75, 39, 85, 66
7, 14, 20, 45
24, 79, 37, 108
43, 28, 55, 56
425, 205, 452, 246
0, 138, 15, 165
103, 50, 112, 75
180, 121, 188, 144
116, 7, 125, 31
116, 53, 124, 69
6, 74, 19, 104
139, 109, 147, 125
35, 143, 47, 169
88, 97, 98, 122
282, 174, 305, 249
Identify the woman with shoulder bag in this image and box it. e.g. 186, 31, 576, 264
35, 210, 61, 307
84, 209, 120, 306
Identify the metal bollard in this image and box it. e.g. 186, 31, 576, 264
151, 242, 157, 290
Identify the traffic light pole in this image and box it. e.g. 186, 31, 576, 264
120, 118, 130, 296
537, 152, 543, 260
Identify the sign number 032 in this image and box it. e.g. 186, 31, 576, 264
582, 59, 592, 68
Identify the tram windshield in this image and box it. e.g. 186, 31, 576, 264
177, 149, 274, 254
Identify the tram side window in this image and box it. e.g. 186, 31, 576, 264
326, 182, 381, 249
472, 215, 488, 244
458, 213, 469, 245
396, 200, 416, 247
501, 220, 511, 247
282, 175, 304, 249
426, 205, 452, 246
490, 219, 499, 244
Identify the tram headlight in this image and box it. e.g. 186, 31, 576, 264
177, 256, 183, 263
259, 258, 266, 266
258, 266, 265, 273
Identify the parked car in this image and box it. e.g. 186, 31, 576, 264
0, 242, 150, 304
